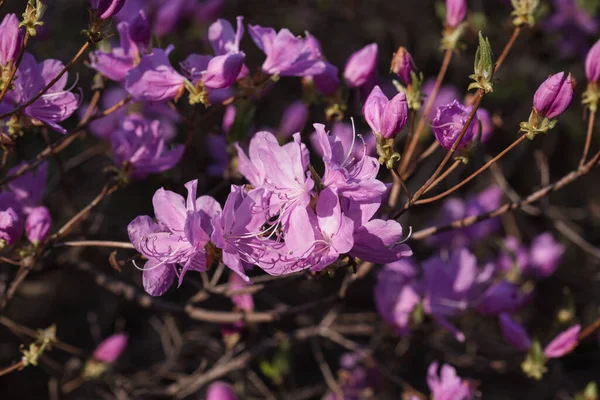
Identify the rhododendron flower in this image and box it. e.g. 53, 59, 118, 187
499, 313, 532, 351
543, 324, 581, 358
427, 362, 473, 400
533, 72, 574, 120
445, 0, 467, 28
125, 46, 186, 101
278, 101, 308, 138
25, 206, 51, 246
344, 43, 378, 88
90, 0, 127, 20
363, 85, 408, 139
477, 280, 529, 316
5, 53, 80, 134
545, 0, 598, 56
128, 181, 220, 295
432, 100, 478, 150
0, 193, 23, 246
206, 381, 238, 400
249, 25, 326, 77
528, 233, 565, 278
93, 333, 128, 363
7, 162, 48, 212
303, 34, 340, 96
110, 114, 184, 179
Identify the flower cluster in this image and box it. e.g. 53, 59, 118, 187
129, 123, 412, 295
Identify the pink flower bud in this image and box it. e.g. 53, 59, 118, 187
206, 382, 238, 400
93, 333, 128, 363
344, 43, 378, 88
446, 0, 467, 28
0, 14, 23, 67
25, 206, 51, 245
390, 46, 415, 86
91, 0, 127, 20
432, 100, 478, 150
533, 72, 575, 119
543, 325, 580, 359
363, 85, 408, 139
586, 39, 600, 83
499, 313, 532, 352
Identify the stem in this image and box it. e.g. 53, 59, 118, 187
0, 361, 23, 377
406, 90, 484, 206
389, 110, 417, 208
55, 240, 135, 249
494, 27, 521, 74
399, 49, 454, 174
410, 150, 600, 240
423, 159, 461, 195
415, 133, 528, 204
580, 109, 596, 168
0, 32, 30, 105
0, 41, 90, 120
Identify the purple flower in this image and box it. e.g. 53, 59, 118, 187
153, 0, 197, 37
7, 161, 48, 211
423, 248, 481, 342
25, 206, 51, 245
111, 114, 184, 179
79, 87, 129, 139
210, 186, 267, 281
432, 100, 478, 150
286, 187, 355, 272
206, 382, 238, 400
249, 25, 326, 77
0, 14, 23, 67
445, 0, 467, 28
477, 280, 529, 316
129, 11, 151, 50
529, 233, 565, 278
499, 313, 532, 352
125, 46, 186, 101
363, 85, 408, 139
543, 324, 581, 358
533, 72, 575, 119
374, 259, 422, 335
0, 193, 23, 246
545, 0, 598, 57
206, 133, 228, 177
278, 101, 308, 138
344, 43, 378, 88
427, 362, 473, 400
9, 53, 80, 134
586, 39, 600, 83
222, 104, 236, 135
310, 122, 376, 160
304, 35, 340, 95
194, 0, 225, 24
312, 123, 386, 202
93, 333, 128, 363
390, 47, 415, 86
181, 17, 246, 90
128, 181, 221, 294
91, 0, 127, 20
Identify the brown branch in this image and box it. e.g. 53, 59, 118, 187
411, 150, 600, 240
493, 27, 521, 74
55, 240, 135, 249
0, 360, 23, 377
0, 41, 91, 120
580, 109, 596, 168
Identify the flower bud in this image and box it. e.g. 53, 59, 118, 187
130, 11, 151, 50
0, 193, 23, 247
499, 313, 532, 352
363, 85, 408, 139
587, 40, 600, 83
93, 333, 128, 363
431, 100, 478, 150
0, 14, 23, 67
446, 0, 467, 28
207, 382, 238, 400
543, 324, 580, 359
344, 43, 378, 88
468, 32, 494, 93
313, 62, 340, 96
533, 72, 575, 119
390, 47, 415, 86
25, 206, 51, 246
90, 0, 127, 20
477, 281, 529, 316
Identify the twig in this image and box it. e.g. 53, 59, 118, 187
311, 338, 343, 399
414, 133, 528, 205
0, 41, 91, 120
493, 27, 521, 74
580, 109, 596, 168
410, 150, 600, 240
55, 241, 135, 249
0, 360, 23, 377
